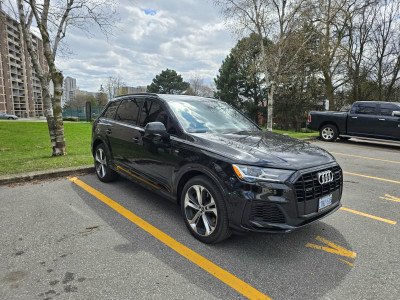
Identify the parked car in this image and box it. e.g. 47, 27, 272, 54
92, 93, 343, 243
308, 101, 400, 142
0, 112, 18, 120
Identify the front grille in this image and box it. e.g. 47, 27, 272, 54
294, 166, 342, 202
250, 200, 286, 223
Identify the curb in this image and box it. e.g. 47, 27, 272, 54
0, 165, 94, 186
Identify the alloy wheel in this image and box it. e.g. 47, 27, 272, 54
95, 147, 107, 178
322, 127, 334, 140
184, 185, 218, 237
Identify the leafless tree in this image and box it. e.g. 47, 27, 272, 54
16, 0, 117, 156
187, 74, 214, 97
370, 0, 400, 101
105, 75, 126, 100
214, 0, 308, 130
345, 1, 377, 102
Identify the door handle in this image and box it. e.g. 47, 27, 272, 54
106, 129, 112, 134
352, 117, 357, 119
378, 119, 385, 121
133, 137, 140, 143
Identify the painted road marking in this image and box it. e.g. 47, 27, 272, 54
306, 236, 356, 266
68, 177, 270, 300
330, 152, 400, 164
340, 207, 397, 225
343, 171, 400, 184
380, 194, 400, 203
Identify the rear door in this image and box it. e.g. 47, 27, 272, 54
347, 102, 379, 137
106, 97, 144, 169
375, 103, 400, 140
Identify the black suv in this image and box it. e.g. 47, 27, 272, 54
92, 93, 343, 243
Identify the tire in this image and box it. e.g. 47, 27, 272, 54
181, 176, 231, 244
320, 124, 338, 142
94, 144, 118, 182
8, 117, 13, 120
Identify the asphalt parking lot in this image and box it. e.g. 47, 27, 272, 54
1, 138, 399, 300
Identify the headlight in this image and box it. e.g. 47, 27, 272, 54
232, 164, 294, 183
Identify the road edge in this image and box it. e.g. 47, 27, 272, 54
0, 165, 94, 186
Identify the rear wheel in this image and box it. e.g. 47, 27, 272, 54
94, 144, 118, 182
181, 176, 231, 243
320, 124, 338, 142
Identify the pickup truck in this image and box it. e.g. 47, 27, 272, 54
307, 101, 400, 142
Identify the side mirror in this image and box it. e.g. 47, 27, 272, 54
392, 111, 400, 117
144, 122, 169, 138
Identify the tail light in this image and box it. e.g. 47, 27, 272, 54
307, 114, 311, 123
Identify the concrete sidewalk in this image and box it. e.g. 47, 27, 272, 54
0, 165, 94, 186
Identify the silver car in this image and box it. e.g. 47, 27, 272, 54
0, 112, 19, 120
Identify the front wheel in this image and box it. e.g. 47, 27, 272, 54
320, 124, 338, 142
94, 144, 118, 182
181, 176, 231, 243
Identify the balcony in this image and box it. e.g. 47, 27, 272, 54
7, 38, 20, 46
10, 62, 22, 68
10, 69, 23, 75
9, 54, 21, 61
7, 30, 19, 39
7, 22, 18, 31
12, 85, 24, 90
8, 45, 21, 53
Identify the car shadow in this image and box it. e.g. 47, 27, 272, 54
71, 174, 353, 300
335, 138, 400, 151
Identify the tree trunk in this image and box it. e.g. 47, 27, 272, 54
323, 71, 335, 110
266, 84, 275, 131
17, 0, 65, 156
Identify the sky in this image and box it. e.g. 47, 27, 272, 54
55, 0, 236, 92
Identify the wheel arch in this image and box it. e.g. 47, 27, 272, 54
318, 121, 339, 133
175, 166, 229, 208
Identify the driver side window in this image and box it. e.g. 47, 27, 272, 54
139, 99, 177, 135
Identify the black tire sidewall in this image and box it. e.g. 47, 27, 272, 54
181, 176, 230, 244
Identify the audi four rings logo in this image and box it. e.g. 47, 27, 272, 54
317, 170, 334, 184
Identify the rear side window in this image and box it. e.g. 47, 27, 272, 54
115, 98, 143, 125
354, 103, 377, 115
379, 103, 398, 116
102, 101, 119, 119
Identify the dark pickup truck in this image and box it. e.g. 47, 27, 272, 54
307, 101, 400, 142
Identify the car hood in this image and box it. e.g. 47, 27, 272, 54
189, 130, 335, 170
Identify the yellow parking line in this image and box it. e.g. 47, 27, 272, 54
340, 207, 397, 225
68, 177, 270, 300
343, 171, 400, 184
330, 152, 400, 164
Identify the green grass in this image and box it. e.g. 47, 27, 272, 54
272, 129, 319, 139
0, 121, 319, 176
0, 121, 93, 176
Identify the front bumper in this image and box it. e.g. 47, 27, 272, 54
227, 163, 343, 233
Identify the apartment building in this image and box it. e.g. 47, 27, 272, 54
63, 76, 76, 107
0, 10, 46, 118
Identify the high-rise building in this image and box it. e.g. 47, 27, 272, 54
63, 76, 76, 107
0, 10, 46, 118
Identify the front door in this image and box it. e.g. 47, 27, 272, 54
347, 102, 379, 137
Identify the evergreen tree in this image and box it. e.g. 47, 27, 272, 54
147, 69, 190, 94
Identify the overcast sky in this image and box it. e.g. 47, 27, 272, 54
55, 0, 236, 92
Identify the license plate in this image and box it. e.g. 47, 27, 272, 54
318, 194, 332, 211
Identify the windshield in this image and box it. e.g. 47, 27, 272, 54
168, 99, 260, 133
